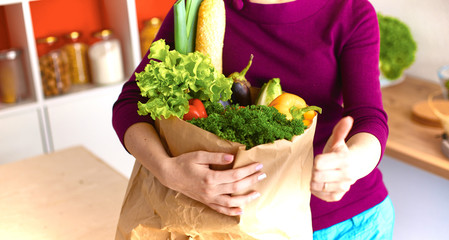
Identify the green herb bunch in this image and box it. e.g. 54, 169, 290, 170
189, 102, 306, 149
136, 39, 233, 120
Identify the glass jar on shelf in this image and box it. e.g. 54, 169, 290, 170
0, 48, 28, 103
88, 29, 124, 85
63, 31, 90, 85
36, 36, 71, 97
140, 17, 162, 57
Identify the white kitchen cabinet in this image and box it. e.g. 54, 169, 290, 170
379, 156, 449, 240
0, 109, 45, 164
45, 84, 135, 177
0, 0, 173, 177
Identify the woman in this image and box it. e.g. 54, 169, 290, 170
112, 0, 394, 238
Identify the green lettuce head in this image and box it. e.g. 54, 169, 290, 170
378, 13, 417, 80
136, 39, 233, 120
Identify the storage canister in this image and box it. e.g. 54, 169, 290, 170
0, 48, 28, 103
36, 36, 71, 97
88, 29, 124, 85
63, 31, 90, 84
140, 17, 162, 57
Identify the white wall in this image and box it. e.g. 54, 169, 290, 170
370, 0, 449, 83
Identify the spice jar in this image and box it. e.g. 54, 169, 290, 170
140, 17, 162, 57
36, 36, 71, 97
63, 31, 90, 84
88, 29, 124, 85
0, 48, 28, 103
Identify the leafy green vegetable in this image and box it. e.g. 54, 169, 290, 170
378, 13, 417, 80
185, 0, 202, 52
256, 77, 282, 106
174, 0, 202, 54
136, 39, 233, 120
189, 102, 306, 149
174, 0, 188, 54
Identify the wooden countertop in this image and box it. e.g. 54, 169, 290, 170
382, 76, 449, 180
0, 146, 129, 240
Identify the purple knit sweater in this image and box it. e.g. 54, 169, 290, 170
112, 0, 389, 231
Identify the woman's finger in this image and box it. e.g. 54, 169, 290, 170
328, 116, 353, 151
212, 162, 264, 184
218, 171, 266, 195
313, 152, 348, 171
193, 151, 235, 166
209, 203, 243, 216
311, 180, 353, 202
311, 180, 352, 193
312, 169, 347, 183
210, 191, 262, 216
323, 116, 353, 154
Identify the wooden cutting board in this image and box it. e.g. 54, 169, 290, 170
411, 99, 449, 127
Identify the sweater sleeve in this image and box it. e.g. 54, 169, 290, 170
339, 2, 389, 159
112, 8, 175, 149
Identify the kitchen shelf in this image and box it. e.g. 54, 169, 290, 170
43, 83, 123, 107
0, 0, 174, 177
0, 99, 38, 116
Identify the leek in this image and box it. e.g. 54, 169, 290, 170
174, 0, 202, 54
174, 0, 187, 54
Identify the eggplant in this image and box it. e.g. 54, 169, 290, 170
229, 54, 253, 106
219, 99, 231, 107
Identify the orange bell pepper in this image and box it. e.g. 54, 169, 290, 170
268, 92, 322, 127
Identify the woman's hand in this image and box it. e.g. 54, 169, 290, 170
159, 151, 266, 216
311, 116, 381, 202
124, 122, 266, 216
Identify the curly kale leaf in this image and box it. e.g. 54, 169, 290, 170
136, 39, 233, 120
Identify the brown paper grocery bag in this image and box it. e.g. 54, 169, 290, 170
115, 116, 316, 240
